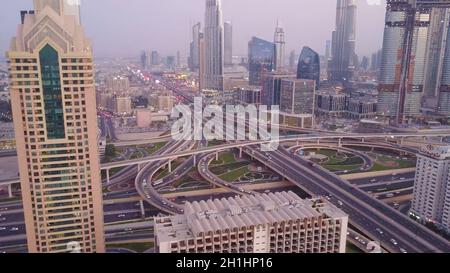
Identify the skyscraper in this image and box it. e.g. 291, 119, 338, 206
378, 0, 431, 124
248, 37, 276, 86
7, 0, 105, 252
280, 79, 316, 115
325, 40, 331, 74
328, 0, 357, 84
189, 22, 201, 72
199, 33, 206, 91
151, 51, 161, 66
261, 72, 295, 107
274, 21, 286, 71
224, 21, 233, 66
204, 0, 224, 91
422, 8, 450, 115
288, 50, 297, 71
297, 47, 321, 89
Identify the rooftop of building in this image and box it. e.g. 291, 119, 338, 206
154, 191, 347, 243
419, 145, 450, 160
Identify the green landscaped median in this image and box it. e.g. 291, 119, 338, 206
143, 142, 168, 155
211, 151, 236, 166
106, 242, 155, 253
219, 166, 249, 182
369, 155, 416, 172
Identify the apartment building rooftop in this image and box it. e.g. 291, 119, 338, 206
155, 191, 347, 243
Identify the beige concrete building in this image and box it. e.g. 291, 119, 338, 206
136, 109, 153, 128
410, 145, 450, 233
158, 95, 174, 112
106, 76, 130, 92
114, 96, 132, 115
155, 191, 348, 253
6, 0, 105, 253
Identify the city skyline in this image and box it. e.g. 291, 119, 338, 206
2, 0, 450, 256
0, 0, 386, 58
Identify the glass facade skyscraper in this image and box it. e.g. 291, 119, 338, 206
297, 47, 320, 89
248, 37, 276, 86
328, 0, 357, 84
204, 0, 224, 91
378, 0, 431, 123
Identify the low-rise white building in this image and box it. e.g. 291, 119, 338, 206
154, 191, 348, 253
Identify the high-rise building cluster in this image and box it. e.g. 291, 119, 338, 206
378, 0, 450, 124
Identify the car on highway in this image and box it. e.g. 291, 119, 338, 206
400, 248, 407, 253
10, 227, 18, 232
390, 239, 398, 245
376, 228, 384, 234
117, 214, 126, 218
0, 227, 6, 231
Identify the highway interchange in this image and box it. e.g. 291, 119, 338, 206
2, 74, 450, 253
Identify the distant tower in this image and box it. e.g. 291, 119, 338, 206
328, 0, 357, 84
248, 37, 276, 86
204, 0, 224, 91
224, 21, 233, 66
325, 40, 331, 73
289, 50, 296, 71
274, 21, 286, 71
297, 47, 321, 89
189, 22, 201, 71
7, 0, 105, 253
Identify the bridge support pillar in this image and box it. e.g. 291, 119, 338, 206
139, 200, 145, 219
168, 161, 172, 172
317, 139, 320, 145
400, 137, 404, 145
338, 138, 342, 147
216, 152, 219, 161
361, 138, 365, 143
8, 184, 13, 198
106, 169, 110, 184
239, 148, 243, 158
296, 140, 300, 147
193, 155, 197, 166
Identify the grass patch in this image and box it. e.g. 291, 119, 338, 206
219, 166, 249, 182
369, 156, 416, 172
346, 242, 363, 253
106, 242, 154, 253
211, 152, 236, 166
323, 164, 362, 172
210, 162, 250, 175
142, 142, 168, 155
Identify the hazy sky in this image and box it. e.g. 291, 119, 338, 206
0, 0, 387, 59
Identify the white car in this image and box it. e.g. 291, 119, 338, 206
376, 228, 384, 235
10, 227, 19, 231
117, 214, 126, 218
0, 227, 6, 231
390, 239, 398, 245
400, 248, 407, 253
